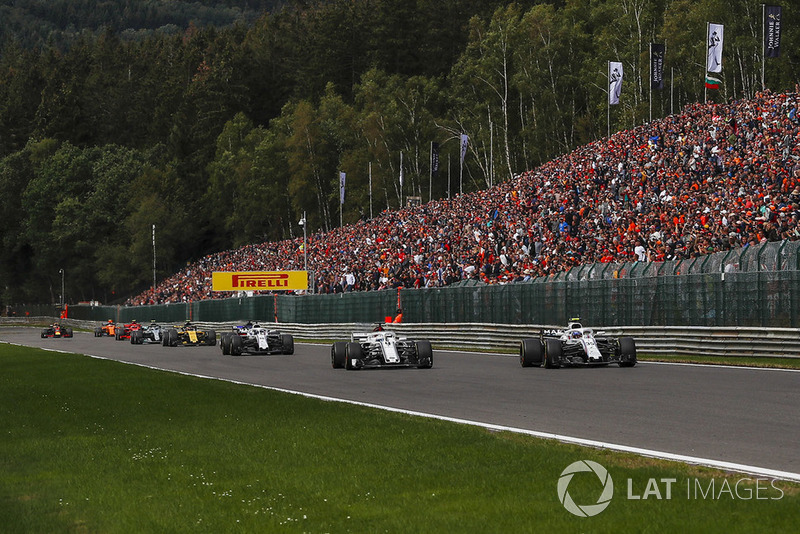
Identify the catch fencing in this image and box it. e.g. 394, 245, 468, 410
9, 240, 800, 328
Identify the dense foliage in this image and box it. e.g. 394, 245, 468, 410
1, 0, 799, 305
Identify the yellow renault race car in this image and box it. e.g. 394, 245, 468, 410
161, 321, 217, 347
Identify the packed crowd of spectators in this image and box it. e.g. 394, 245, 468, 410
128, 89, 800, 305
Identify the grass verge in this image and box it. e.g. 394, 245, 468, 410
1, 343, 798, 533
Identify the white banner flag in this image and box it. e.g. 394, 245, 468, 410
459, 133, 469, 164
339, 171, 346, 204
707, 23, 724, 73
609, 61, 623, 105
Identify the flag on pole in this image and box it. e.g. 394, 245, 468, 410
609, 61, 623, 105
650, 43, 665, 90
705, 75, 721, 90
459, 134, 468, 164
765, 5, 782, 58
707, 23, 724, 73
431, 142, 440, 175
339, 171, 346, 204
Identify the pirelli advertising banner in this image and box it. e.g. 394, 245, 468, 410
212, 271, 308, 291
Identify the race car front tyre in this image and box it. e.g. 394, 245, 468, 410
164, 329, 178, 347
281, 334, 294, 355
345, 342, 363, 370
618, 336, 637, 367
520, 338, 543, 367
205, 329, 217, 346
331, 342, 347, 368
543, 338, 562, 369
415, 340, 433, 369
94, 328, 102, 337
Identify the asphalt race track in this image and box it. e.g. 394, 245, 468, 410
3, 327, 799, 479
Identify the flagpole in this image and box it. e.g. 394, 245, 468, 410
670, 67, 674, 115
369, 162, 373, 219
400, 151, 404, 207
761, 3, 766, 91
429, 141, 433, 202
649, 45, 652, 123
339, 171, 343, 228
447, 154, 451, 200
704, 22, 708, 104
607, 61, 611, 138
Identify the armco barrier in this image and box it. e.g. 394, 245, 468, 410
6, 317, 799, 359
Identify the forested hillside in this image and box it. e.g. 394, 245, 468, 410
0, 0, 287, 48
1, 0, 798, 306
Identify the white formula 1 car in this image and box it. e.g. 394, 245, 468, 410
331, 327, 433, 370
130, 321, 164, 344
219, 323, 294, 356
520, 318, 636, 368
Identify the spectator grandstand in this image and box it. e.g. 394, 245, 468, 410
127, 89, 800, 305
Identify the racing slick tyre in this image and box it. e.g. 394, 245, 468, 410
220, 333, 231, 355
520, 338, 543, 367
543, 338, 562, 369
205, 329, 217, 346
415, 340, 433, 369
331, 342, 347, 369
229, 333, 243, 356
618, 337, 637, 367
41, 330, 47, 338
345, 342, 363, 370
164, 329, 178, 347
281, 334, 295, 355
115, 328, 123, 341
94, 328, 102, 337
64, 328, 73, 338
130, 330, 141, 344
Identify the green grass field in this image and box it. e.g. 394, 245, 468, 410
1, 343, 798, 533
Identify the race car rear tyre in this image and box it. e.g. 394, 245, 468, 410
345, 342, 363, 370
41, 330, 47, 338
206, 329, 217, 346
543, 338, 562, 369
230, 333, 243, 356
130, 330, 140, 344
415, 340, 433, 369
64, 328, 73, 338
94, 328, 102, 337
281, 334, 294, 355
520, 338, 543, 367
115, 328, 123, 341
220, 333, 231, 355
165, 329, 179, 347
618, 336, 637, 367
331, 342, 347, 368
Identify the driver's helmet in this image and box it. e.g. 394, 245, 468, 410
571, 331, 582, 339
107, 319, 114, 323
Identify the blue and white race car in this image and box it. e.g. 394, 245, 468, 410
520, 318, 636, 368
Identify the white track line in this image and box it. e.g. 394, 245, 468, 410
7, 340, 800, 483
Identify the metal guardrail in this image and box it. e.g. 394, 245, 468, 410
5, 317, 799, 359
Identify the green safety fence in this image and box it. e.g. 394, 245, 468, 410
53, 269, 800, 328
17, 241, 800, 328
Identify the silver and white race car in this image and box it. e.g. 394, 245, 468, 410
219, 323, 294, 356
130, 321, 164, 344
520, 318, 636, 368
331, 327, 433, 370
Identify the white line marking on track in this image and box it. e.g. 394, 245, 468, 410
8, 340, 800, 483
